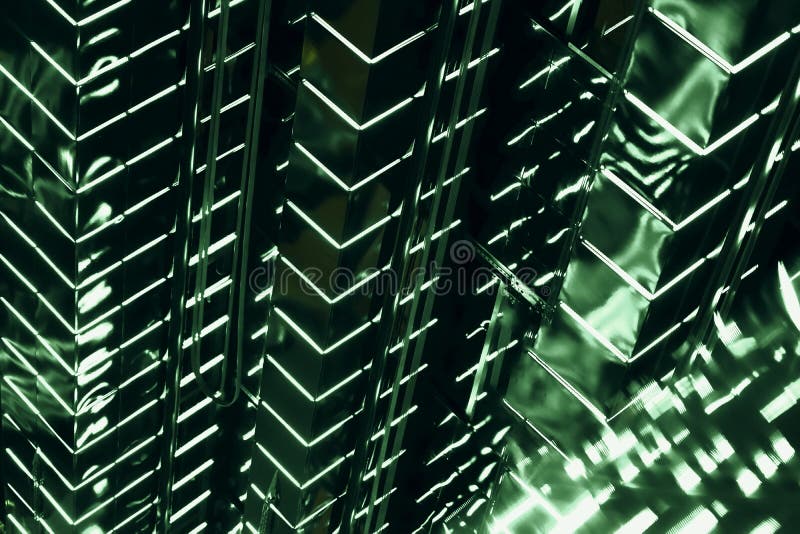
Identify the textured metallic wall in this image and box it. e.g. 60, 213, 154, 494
1, 0, 800, 533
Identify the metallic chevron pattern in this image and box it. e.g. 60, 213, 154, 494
1, 0, 800, 533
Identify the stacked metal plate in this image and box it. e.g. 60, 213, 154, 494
0, 0, 187, 530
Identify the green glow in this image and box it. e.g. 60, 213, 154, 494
76, 137, 173, 194
4, 379, 74, 454
44, 0, 131, 27
181, 355, 224, 388
267, 354, 363, 403
677, 508, 718, 534
507, 102, 572, 146
7, 515, 29, 533
363, 451, 406, 481
0, 212, 74, 288
273, 305, 375, 354
0, 254, 74, 332
188, 232, 237, 266
79, 399, 158, 453
573, 121, 596, 144
778, 262, 800, 332
187, 276, 231, 307
120, 320, 164, 350
177, 397, 213, 424
182, 314, 229, 349
280, 256, 387, 303
204, 45, 257, 74
490, 182, 521, 202
433, 108, 487, 143
294, 141, 408, 192
302, 80, 414, 131
8, 484, 56, 533
457, 340, 518, 383
170, 489, 211, 525
603, 16, 634, 37
2, 298, 74, 375
399, 277, 441, 305
409, 220, 461, 253
355, 488, 396, 519
432, 163, 471, 194
310, 14, 425, 65
196, 142, 245, 174
255, 444, 301, 488
267, 355, 315, 402
559, 302, 628, 363
176, 426, 219, 458
625, 91, 704, 154
651, 8, 793, 74
286, 200, 392, 250
459, 0, 490, 16
208, 0, 247, 18
34, 202, 74, 241
445, 48, 501, 82
388, 321, 438, 354
549, 0, 576, 22
760, 377, 800, 423
0, 62, 73, 139
519, 57, 571, 90
528, 348, 609, 422
0, 115, 34, 151
260, 399, 353, 448
81, 84, 179, 141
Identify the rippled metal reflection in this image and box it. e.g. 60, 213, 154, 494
481, 0, 800, 532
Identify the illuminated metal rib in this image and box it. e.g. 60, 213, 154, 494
294, 141, 408, 192
43, 0, 131, 27
302, 80, 415, 131
285, 200, 393, 250
310, 13, 426, 65
650, 8, 794, 75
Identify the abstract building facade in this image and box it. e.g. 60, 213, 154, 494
1, 0, 799, 533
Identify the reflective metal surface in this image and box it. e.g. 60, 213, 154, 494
1, 0, 800, 532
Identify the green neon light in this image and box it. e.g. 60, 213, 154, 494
196, 142, 246, 174
188, 232, 237, 266
778, 262, 800, 332
559, 302, 628, 363
651, 8, 793, 74
0, 115, 34, 150
8, 484, 56, 533
310, 14, 425, 65
170, 489, 211, 524
456, 340, 518, 382
0, 213, 75, 288
603, 16, 634, 37
79, 399, 158, 453
204, 45, 257, 73
260, 399, 353, 448
285, 200, 392, 250
433, 108, 487, 143
302, 80, 414, 131
445, 48, 501, 82
549, 0, 576, 22
2, 298, 74, 374
44, 0, 131, 27
294, 141, 407, 192
176, 425, 219, 458
421, 167, 470, 200
280, 256, 387, 303
182, 314, 229, 349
